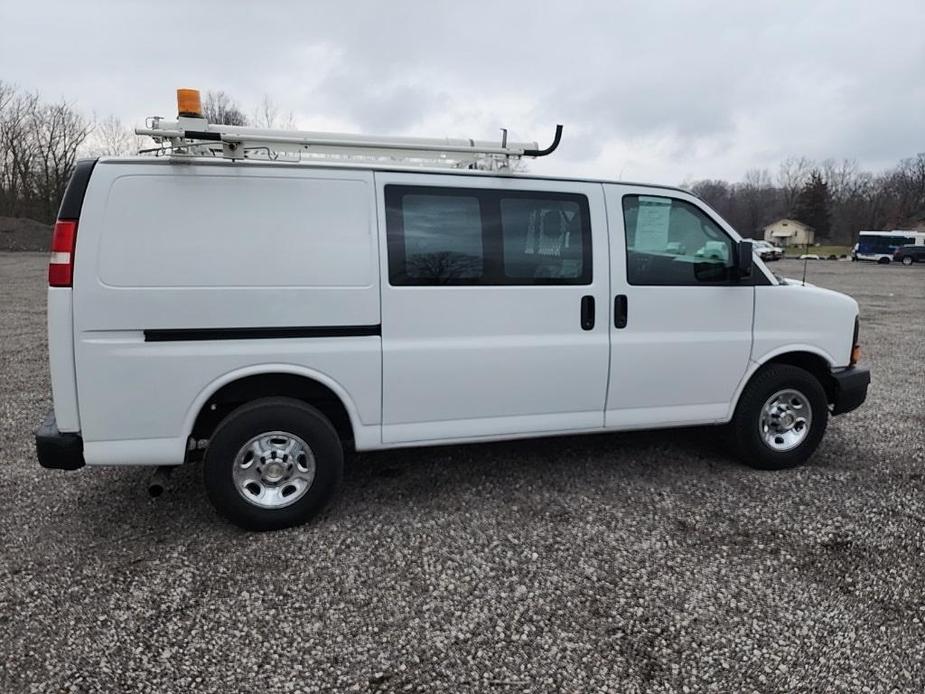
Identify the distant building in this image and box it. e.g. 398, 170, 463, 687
763, 218, 815, 247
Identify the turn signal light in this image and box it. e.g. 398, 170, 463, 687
850, 316, 861, 366
851, 344, 861, 366
177, 88, 203, 118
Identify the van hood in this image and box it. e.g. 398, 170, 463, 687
783, 277, 815, 287
754, 281, 860, 367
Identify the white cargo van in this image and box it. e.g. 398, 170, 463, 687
35, 93, 870, 530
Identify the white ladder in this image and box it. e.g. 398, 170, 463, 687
136, 116, 563, 171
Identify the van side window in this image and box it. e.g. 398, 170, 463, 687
622, 195, 734, 285
400, 194, 483, 282
501, 198, 587, 281
386, 185, 591, 286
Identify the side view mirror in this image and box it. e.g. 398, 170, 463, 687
736, 240, 754, 279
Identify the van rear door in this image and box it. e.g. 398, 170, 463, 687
376, 173, 610, 444
46, 158, 97, 434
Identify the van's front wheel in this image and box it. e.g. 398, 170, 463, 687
731, 365, 828, 470
203, 397, 343, 530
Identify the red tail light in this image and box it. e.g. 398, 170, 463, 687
49, 220, 78, 287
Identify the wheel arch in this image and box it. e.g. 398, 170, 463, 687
183, 365, 362, 454
729, 346, 838, 420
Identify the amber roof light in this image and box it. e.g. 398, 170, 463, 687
177, 88, 202, 118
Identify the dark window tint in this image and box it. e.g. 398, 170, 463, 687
622, 195, 734, 285
501, 198, 586, 281
401, 194, 483, 282
858, 234, 916, 254
386, 185, 591, 286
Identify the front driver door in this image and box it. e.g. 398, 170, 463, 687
604, 185, 754, 428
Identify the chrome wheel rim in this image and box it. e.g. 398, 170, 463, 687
232, 431, 316, 509
759, 389, 812, 452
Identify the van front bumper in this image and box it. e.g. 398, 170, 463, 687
35, 410, 85, 470
830, 366, 871, 415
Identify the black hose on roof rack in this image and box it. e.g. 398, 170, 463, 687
523, 125, 563, 157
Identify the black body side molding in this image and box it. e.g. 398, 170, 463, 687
144, 325, 382, 342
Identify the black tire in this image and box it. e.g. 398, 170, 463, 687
730, 365, 828, 470
204, 397, 343, 531
877, 257, 890, 265
901, 256, 914, 266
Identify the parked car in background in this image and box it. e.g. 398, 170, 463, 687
749, 239, 783, 262
893, 245, 925, 265
800, 254, 822, 260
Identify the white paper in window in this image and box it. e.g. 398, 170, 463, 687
634, 196, 672, 251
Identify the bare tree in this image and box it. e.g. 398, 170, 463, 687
880, 154, 925, 228
0, 81, 12, 116
202, 91, 248, 126
405, 251, 482, 283
253, 95, 276, 129
821, 159, 860, 202
821, 159, 867, 242
777, 156, 813, 213
687, 179, 737, 226
86, 114, 140, 157
732, 169, 782, 238
0, 87, 40, 217
252, 94, 297, 130
31, 100, 93, 220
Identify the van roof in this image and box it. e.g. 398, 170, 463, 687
94, 156, 691, 196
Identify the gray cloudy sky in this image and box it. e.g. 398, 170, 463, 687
2, 0, 922, 183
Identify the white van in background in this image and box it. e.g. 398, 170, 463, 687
35, 93, 870, 530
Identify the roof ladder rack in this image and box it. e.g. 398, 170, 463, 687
135, 89, 562, 171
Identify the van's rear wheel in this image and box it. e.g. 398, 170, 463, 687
204, 397, 343, 530
731, 365, 828, 470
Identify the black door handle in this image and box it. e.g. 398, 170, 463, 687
614, 295, 628, 329
580, 295, 595, 330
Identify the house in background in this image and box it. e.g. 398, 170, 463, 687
763, 218, 815, 247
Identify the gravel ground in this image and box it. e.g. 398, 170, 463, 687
1, 253, 923, 693
0, 217, 51, 252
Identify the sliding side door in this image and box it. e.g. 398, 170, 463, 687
376, 173, 610, 444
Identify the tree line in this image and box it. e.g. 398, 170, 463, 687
0, 84, 292, 224
2, 81, 923, 238
0, 83, 93, 223
684, 154, 925, 245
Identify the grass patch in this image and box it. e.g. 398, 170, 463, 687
783, 244, 852, 258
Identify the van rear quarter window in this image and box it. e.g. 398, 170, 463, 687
97, 174, 373, 288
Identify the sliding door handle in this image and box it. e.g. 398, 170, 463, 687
614, 295, 628, 329
580, 295, 595, 331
